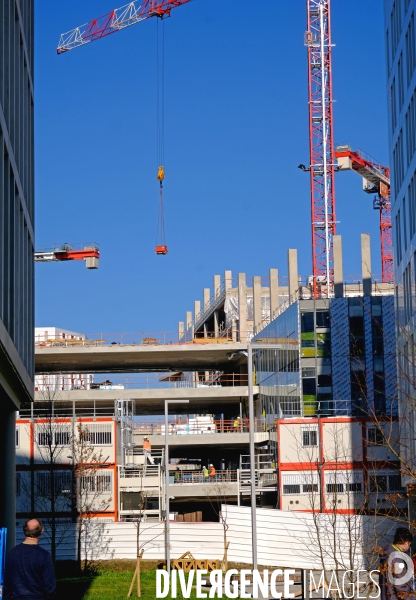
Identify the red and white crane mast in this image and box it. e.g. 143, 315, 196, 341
306, 0, 336, 298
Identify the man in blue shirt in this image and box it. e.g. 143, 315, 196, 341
3, 519, 56, 600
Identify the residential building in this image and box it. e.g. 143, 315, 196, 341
0, 0, 34, 545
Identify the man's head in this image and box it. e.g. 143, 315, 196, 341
394, 527, 413, 550
23, 519, 44, 539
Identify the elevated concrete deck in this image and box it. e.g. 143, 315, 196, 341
33, 386, 258, 415
35, 342, 247, 374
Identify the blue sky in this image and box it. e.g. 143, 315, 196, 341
35, 1, 388, 336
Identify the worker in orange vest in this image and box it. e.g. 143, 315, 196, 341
209, 464, 216, 480
143, 436, 154, 465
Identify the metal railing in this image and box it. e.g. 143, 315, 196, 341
34, 373, 250, 392
35, 330, 241, 347
134, 417, 267, 436
171, 470, 238, 484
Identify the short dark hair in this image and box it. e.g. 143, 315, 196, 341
394, 527, 413, 544
23, 519, 44, 538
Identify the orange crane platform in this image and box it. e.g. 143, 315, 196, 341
35, 244, 100, 269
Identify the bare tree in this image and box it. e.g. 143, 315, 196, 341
205, 479, 231, 571
71, 422, 112, 571
285, 421, 398, 599
21, 388, 73, 564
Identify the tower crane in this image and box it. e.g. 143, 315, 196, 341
57, 1, 192, 256
334, 145, 393, 284
304, 0, 337, 298
35, 244, 100, 269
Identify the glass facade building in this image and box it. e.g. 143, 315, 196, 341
0, 0, 34, 546
253, 296, 397, 419
384, 0, 416, 469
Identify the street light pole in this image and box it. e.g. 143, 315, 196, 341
248, 344, 257, 571
164, 399, 189, 575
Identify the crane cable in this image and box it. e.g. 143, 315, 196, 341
156, 17, 167, 253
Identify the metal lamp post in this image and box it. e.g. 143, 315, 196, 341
164, 399, 189, 575
247, 343, 282, 572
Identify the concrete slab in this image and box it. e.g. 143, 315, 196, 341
34, 386, 258, 415
35, 342, 247, 374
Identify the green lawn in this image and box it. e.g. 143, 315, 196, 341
56, 562, 200, 600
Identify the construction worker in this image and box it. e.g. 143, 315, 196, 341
203, 465, 209, 481
143, 436, 154, 465
233, 416, 240, 432
209, 464, 216, 480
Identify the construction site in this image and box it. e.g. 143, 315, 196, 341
6, 0, 404, 578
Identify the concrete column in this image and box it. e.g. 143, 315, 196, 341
194, 300, 201, 323
214, 311, 219, 337
269, 268, 279, 320
232, 321, 237, 342
178, 322, 184, 340
0, 395, 17, 550
203, 288, 210, 312
186, 311, 193, 330
214, 275, 221, 300
253, 276, 262, 334
288, 249, 299, 300
333, 235, 344, 298
238, 273, 247, 343
224, 270, 232, 292
361, 233, 372, 297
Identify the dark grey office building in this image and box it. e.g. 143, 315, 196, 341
0, 0, 34, 546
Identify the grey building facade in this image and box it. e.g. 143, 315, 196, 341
384, 0, 416, 473
0, 0, 35, 546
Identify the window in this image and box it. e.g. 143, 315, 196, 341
81, 423, 112, 446
303, 483, 318, 493
36, 472, 72, 497
16, 427, 20, 448
326, 471, 363, 495
346, 482, 362, 493
406, 12, 416, 86
283, 484, 301, 495
398, 53, 404, 110
282, 473, 319, 495
81, 471, 112, 494
367, 427, 385, 446
37, 425, 71, 447
327, 483, 344, 494
302, 427, 318, 447
316, 311, 330, 328
301, 312, 314, 333
369, 475, 388, 492
389, 474, 405, 491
